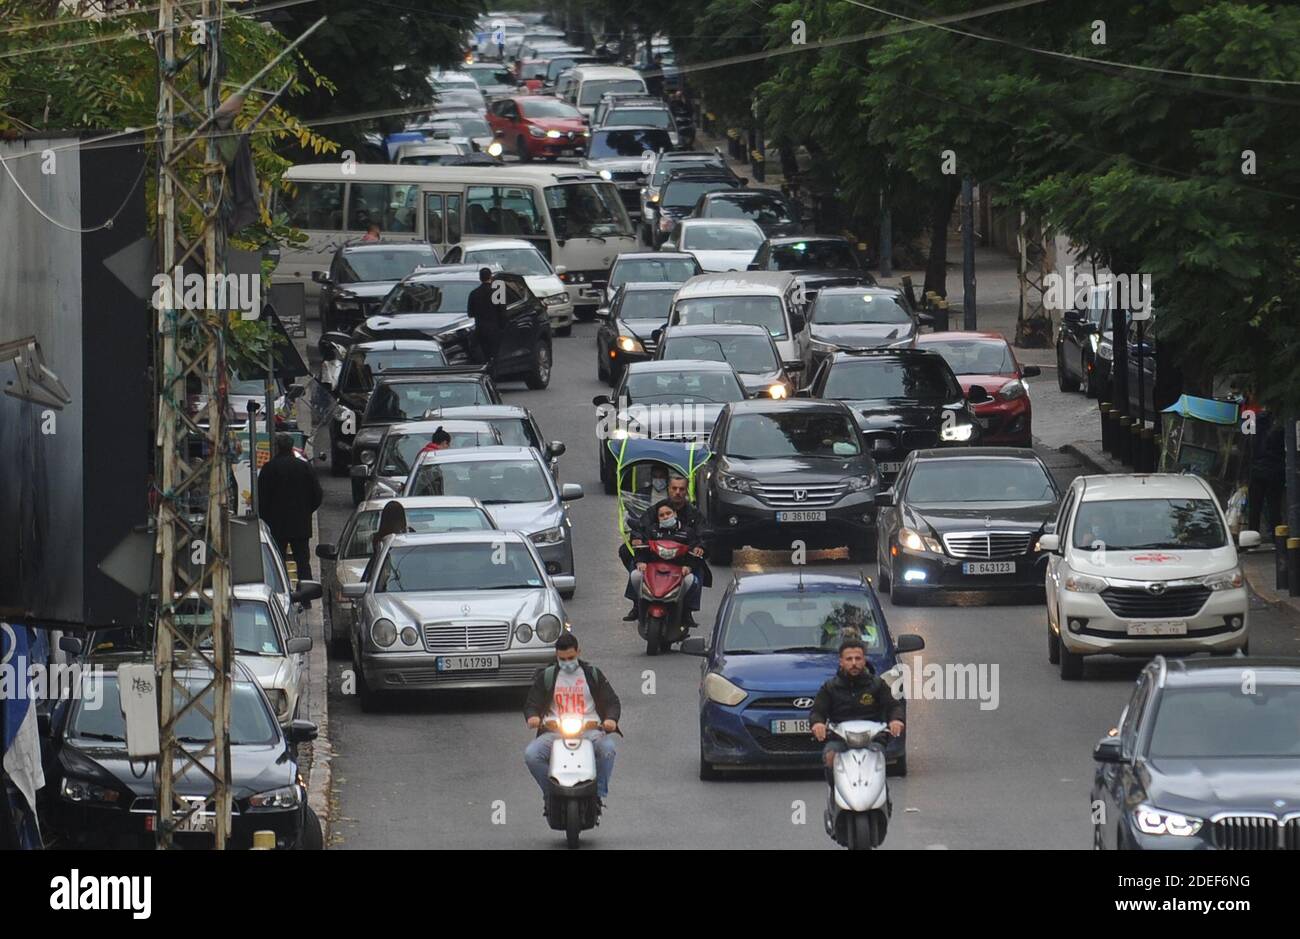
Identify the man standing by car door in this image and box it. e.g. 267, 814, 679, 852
258, 433, 324, 593
468, 267, 506, 375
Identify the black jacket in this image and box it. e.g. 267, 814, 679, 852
634, 498, 704, 541
809, 667, 904, 728
467, 282, 504, 340
524, 660, 622, 734
257, 452, 323, 541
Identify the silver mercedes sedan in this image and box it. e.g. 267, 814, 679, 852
340, 530, 568, 710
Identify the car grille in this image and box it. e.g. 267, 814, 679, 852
390, 664, 538, 684
748, 697, 813, 710
752, 482, 847, 508
422, 621, 511, 653
1210, 816, 1300, 850
751, 728, 822, 754
1099, 585, 1211, 619
941, 531, 1034, 559
639, 338, 658, 355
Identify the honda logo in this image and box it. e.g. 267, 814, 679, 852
792, 697, 814, 709
793, 489, 808, 502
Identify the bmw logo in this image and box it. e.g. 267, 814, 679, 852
793, 697, 814, 709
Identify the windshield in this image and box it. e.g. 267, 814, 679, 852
520, 98, 583, 119
618, 289, 675, 321
580, 79, 646, 106
822, 358, 960, 402
544, 183, 633, 239
365, 382, 490, 422
673, 296, 787, 339
376, 427, 500, 477
726, 412, 861, 459
465, 247, 552, 277
71, 678, 276, 746
377, 542, 544, 592
469, 68, 513, 88
681, 224, 764, 251
626, 368, 744, 404
1070, 498, 1227, 551
407, 458, 553, 503
610, 257, 698, 288
723, 593, 883, 653
606, 109, 672, 129
431, 116, 490, 138
401, 153, 467, 166
588, 128, 672, 158
813, 292, 912, 326
344, 506, 494, 558
343, 349, 450, 393
772, 240, 858, 271
231, 599, 283, 655
379, 280, 477, 315
342, 248, 438, 282
661, 334, 777, 373
927, 339, 1017, 375
704, 194, 794, 226
661, 179, 737, 209
1147, 686, 1300, 758
907, 460, 1055, 503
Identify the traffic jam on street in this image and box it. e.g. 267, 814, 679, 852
2, 1, 1299, 895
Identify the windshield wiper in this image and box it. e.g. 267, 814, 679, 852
769, 645, 835, 654
77, 732, 125, 742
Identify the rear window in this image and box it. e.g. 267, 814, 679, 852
609, 257, 698, 288
673, 296, 787, 339
364, 381, 489, 421
821, 358, 961, 403
661, 179, 737, 209
341, 349, 450, 393
341, 247, 439, 283
772, 240, 858, 271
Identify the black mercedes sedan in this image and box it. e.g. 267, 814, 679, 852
874, 447, 1060, 605
1092, 656, 1300, 850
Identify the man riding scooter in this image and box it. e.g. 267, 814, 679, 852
621, 473, 709, 620
810, 636, 905, 783
624, 500, 707, 628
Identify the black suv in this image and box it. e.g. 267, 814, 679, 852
1092, 656, 1300, 850
691, 189, 802, 238
313, 241, 440, 332
700, 398, 880, 566
654, 168, 744, 247
806, 348, 980, 484
748, 235, 876, 304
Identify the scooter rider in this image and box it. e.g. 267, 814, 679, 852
810, 636, 905, 783
524, 633, 621, 804
624, 501, 706, 626
621, 473, 709, 620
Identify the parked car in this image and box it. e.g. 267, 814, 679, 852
684, 570, 922, 778
655, 323, 796, 400
356, 418, 503, 502
486, 95, 589, 162
690, 189, 802, 238
914, 331, 1041, 448
874, 447, 1060, 605
1056, 285, 1109, 397
594, 282, 680, 384
313, 242, 441, 333
442, 238, 574, 335
807, 286, 925, 372
1040, 473, 1259, 680
1091, 656, 1300, 850
662, 218, 766, 273
227, 583, 312, 723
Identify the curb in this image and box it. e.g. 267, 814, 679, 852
1059, 441, 1109, 475
304, 514, 333, 845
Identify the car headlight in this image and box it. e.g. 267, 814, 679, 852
716, 472, 753, 494
536, 614, 563, 642
617, 335, 644, 354
370, 617, 398, 647
1063, 570, 1107, 593
581, 129, 591, 137
528, 125, 546, 138
598, 169, 612, 180
767, 383, 788, 399
542, 292, 569, 307
997, 379, 1026, 401
515, 622, 534, 643
546, 129, 563, 139
1133, 805, 1203, 837
400, 626, 419, 646
248, 785, 303, 812
940, 422, 974, 442
61, 778, 122, 805
898, 526, 942, 554
648, 192, 660, 204
1202, 567, 1244, 591
844, 474, 875, 492
486, 141, 504, 157
530, 525, 566, 546
703, 672, 747, 706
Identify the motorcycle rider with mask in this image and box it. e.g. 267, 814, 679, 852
621, 473, 709, 620
624, 500, 707, 627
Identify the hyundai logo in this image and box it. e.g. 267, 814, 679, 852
793, 697, 815, 709
1146, 582, 1167, 596
793, 489, 808, 502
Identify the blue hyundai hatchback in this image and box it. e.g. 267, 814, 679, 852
683, 571, 924, 779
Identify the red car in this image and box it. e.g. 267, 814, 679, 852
486, 96, 589, 161
914, 332, 1041, 446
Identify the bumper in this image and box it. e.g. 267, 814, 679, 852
700, 700, 906, 769
1056, 587, 1249, 655
529, 139, 586, 159
973, 400, 1032, 446
51, 801, 304, 850
545, 299, 575, 330
891, 547, 1048, 592
565, 281, 606, 309
709, 493, 877, 551
362, 646, 554, 690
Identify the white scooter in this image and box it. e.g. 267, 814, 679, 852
823, 720, 892, 850
543, 715, 603, 849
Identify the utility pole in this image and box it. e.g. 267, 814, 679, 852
961, 174, 976, 330
154, 0, 234, 849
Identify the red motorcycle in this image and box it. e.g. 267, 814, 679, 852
636, 538, 696, 656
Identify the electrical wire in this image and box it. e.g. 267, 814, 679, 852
0, 144, 149, 232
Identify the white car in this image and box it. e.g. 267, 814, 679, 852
1040, 473, 1260, 680
663, 218, 765, 273
230, 583, 312, 723
443, 238, 575, 335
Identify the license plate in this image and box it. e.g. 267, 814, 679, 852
776, 510, 826, 522
436, 655, 500, 672
561, 149, 575, 156
1126, 620, 1188, 637
146, 807, 215, 834
770, 719, 810, 735
962, 561, 1015, 575
877, 462, 902, 474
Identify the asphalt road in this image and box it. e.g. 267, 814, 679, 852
310, 320, 1296, 850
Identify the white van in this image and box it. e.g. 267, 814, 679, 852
667, 272, 810, 372
275, 163, 638, 313
561, 66, 648, 121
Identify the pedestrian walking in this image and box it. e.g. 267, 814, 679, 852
257, 433, 323, 594
467, 267, 505, 375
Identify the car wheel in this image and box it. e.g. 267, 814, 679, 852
600, 452, 615, 494
1082, 350, 1098, 398
560, 587, 575, 600
886, 754, 907, 778
516, 136, 532, 163
1058, 642, 1084, 680
525, 341, 552, 390
597, 340, 609, 381
1057, 345, 1079, 392
877, 560, 891, 593
354, 652, 380, 712
699, 742, 720, 781
295, 805, 325, 850
1047, 615, 1061, 665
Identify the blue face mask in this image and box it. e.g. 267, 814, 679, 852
558, 658, 580, 674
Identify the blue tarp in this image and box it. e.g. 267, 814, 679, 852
1161, 394, 1238, 426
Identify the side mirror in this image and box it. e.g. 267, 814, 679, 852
560, 483, 584, 502
341, 583, 366, 599
286, 720, 319, 745
784, 361, 804, 373
916, 312, 937, 328
547, 441, 566, 458
350, 465, 372, 479
1238, 529, 1261, 549
746, 262, 760, 271
1021, 365, 1041, 378
286, 636, 313, 655
894, 633, 925, 654
594, 307, 611, 320
592, 394, 612, 407
1093, 735, 1123, 764
59, 635, 84, 657
679, 637, 708, 656
292, 581, 324, 604
874, 490, 894, 508
315, 543, 338, 560
554, 264, 567, 275
966, 385, 991, 404
311, 270, 330, 285
1037, 533, 1060, 553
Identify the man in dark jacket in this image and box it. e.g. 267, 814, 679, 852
1248, 408, 1286, 534
620, 473, 709, 619
257, 433, 324, 585
624, 500, 707, 626
810, 636, 905, 782
523, 633, 621, 802
467, 267, 505, 374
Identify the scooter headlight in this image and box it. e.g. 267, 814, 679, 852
560, 716, 584, 736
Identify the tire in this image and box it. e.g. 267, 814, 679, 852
556, 323, 572, 338
516, 136, 532, 163
608, 361, 624, 388
524, 341, 552, 390
1047, 616, 1061, 665
1082, 350, 1098, 398
329, 442, 349, 477
848, 813, 874, 851
597, 341, 609, 381
699, 743, 720, 781
355, 654, 380, 712
560, 587, 575, 600
600, 452, 615, 494
877, 554, 891, 593
645, 617, 663, 656
1059, 642, 1084, 680
886, 754, 907, 777
564, 800, 581, 849
1057, 345, 1079, 392
295, 805, 324, 850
